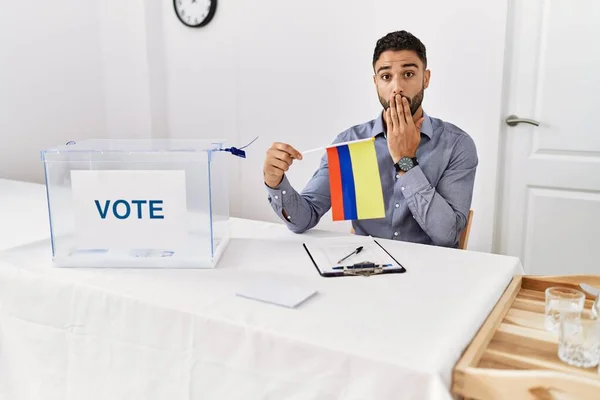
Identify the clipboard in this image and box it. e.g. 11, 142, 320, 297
302, 237, 406, 277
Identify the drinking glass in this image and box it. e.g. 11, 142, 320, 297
545, 287, 585, 333
558, 311, 600, 368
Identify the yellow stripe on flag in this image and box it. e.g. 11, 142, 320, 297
348, 138, 385, 219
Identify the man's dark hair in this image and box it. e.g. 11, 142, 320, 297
372, 30, 427, 69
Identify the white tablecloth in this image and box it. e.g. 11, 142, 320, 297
0, 181, 524, 400
0, 179, 51, 251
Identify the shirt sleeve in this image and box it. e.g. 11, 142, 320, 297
265, 133, 348, 233
396, 134, 478, 247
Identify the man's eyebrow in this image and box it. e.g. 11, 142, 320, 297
376, 63, 420, 74
376, 65, 391, 74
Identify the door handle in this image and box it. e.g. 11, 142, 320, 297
505, 115, 540, 127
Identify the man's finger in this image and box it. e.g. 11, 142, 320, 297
396, 96, 404, 128
387, 108, 396, 134
389, 95, 399, 130
266, 158, 290, 173
396, 94, 407, 130
269, 149, 293, 165
272, 142, 297, 157
401, 96, 413, 127
273, 143, 303, 160
384, 108, 391, 131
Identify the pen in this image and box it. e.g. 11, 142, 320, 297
337, 246, 364, 264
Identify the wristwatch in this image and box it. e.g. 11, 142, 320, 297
394, 157, 419, 173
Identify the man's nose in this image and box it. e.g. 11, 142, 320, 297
392, 80, 403, 96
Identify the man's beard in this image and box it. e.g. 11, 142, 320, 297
379, 85, 425, 116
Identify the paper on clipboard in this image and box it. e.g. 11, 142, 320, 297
302, 236, 404, 275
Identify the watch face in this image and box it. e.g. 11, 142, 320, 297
174, 0, 217, 28
398, 157, 414, 172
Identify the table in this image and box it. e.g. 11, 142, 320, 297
0, 179, 51, 251
0, 180, 524, 400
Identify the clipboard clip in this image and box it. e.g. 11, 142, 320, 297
339, 261, 385, 277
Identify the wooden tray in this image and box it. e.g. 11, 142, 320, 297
452, 275, 600, 400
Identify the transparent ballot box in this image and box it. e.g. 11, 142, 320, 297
41, 139, 230, 268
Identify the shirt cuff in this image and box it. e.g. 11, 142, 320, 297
397, 166, 431, 198
265, 175, 294, 206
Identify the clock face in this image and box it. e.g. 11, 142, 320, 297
174, 0, 217, 28
399, 158, 414, 171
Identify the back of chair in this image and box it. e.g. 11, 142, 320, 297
458, 209, 474, 250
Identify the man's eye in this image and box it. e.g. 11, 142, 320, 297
381, 74, 390, 80
405, 72, 415, 78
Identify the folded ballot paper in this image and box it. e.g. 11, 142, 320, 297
302, 236, 406, 277
236, 279, 317, 308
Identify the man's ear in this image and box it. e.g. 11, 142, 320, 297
424, 69, 431, 89
373, 74, 377, 86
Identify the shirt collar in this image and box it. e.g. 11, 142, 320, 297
371, 110, 433, 139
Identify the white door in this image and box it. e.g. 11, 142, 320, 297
496, 0, 600, 275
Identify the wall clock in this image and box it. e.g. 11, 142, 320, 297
173, 0, 217, 28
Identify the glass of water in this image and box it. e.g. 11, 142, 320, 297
558, 311, 600, 368
545, 287, 585, 333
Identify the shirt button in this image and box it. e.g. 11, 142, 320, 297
282, 190, 286, 195
395, 203, 399, 208
401, 186, 405, 191
274, 195, 279, 199
393, 232, 399, 237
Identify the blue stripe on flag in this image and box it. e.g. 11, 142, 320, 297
337, 145, 357, 220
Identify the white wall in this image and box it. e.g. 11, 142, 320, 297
2, 0, 509, 253
0, 0, 107, 183
98, 0, 155, 140
163, 0, 509, 252
0, 0, 159, 184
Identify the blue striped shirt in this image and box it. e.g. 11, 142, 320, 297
266, 112, 478, 248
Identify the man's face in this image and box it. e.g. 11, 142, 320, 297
373, 50, 430, 115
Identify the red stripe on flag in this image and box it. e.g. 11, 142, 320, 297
327, 147, 345, 221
